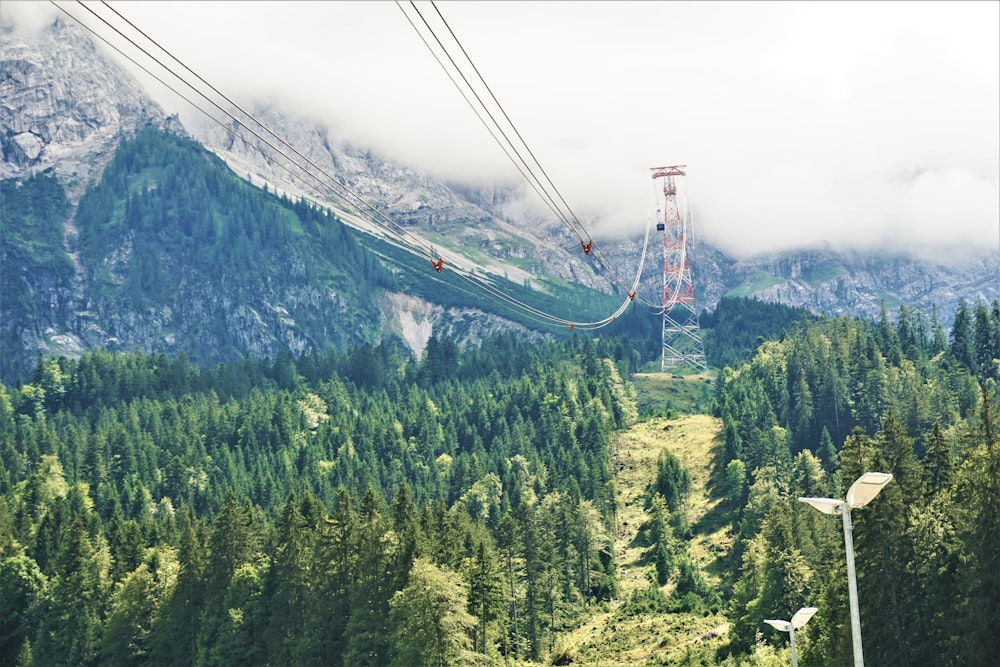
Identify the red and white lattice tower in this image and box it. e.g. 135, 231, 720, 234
651, 165, 707, 372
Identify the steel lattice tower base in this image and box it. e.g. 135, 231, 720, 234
651, 165, 707, 372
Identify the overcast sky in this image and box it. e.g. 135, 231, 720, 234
8, 1, 1000, 257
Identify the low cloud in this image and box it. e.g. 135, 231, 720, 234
6, 1, 998, 258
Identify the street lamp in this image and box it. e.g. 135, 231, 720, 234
764, 606, 818, 667
798, 471, 892, 667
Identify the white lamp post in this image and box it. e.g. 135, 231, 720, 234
798, 471, 892, 667
764, 606, 818, 667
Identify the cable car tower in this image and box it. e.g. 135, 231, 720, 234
651, 165, 707, 372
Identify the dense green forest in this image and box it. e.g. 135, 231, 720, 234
0, 334, 636, 665
715, 298, 1000, 665
1, 297, 997, 665
0, 128, 621, 383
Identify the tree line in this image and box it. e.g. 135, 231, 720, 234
716, 300, 999, 665
0, 334, 636, 665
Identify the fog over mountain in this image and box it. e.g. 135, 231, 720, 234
8, 1, 996, 257
1, 7, 997, 381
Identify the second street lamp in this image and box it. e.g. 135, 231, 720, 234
798, 471, 892, 667
764, 606, 818, 667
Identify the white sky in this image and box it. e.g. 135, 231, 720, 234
6, 1, 1000, 257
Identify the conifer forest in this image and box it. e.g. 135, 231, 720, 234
1, 300, 998, 666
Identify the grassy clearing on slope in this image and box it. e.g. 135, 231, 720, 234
555, 412, 732, 665
632, 372, 715, 417
520, 372, 736, 665
618, 414, 734, 586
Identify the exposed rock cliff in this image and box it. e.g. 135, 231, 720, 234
1, 12, 996, 384
0, 15, 174, 195
687, 242, 999, 325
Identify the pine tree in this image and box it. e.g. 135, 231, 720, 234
905, 488, 962, 663
34, 518, 107, 666
388, 558, 479, 667
205, 562, 265, 666
0, 555, 46, 664
262, 493, 312, 665
973, 300, 999, 380
855, 409, 923, 666
495, 512, 523, 660
343, 486, 399, 666
15, 638, 34, 667
654, 450, 690, 512
950, 299, 976, 372
817, 426, 838, 477
301, 488, 354, 665
100, 563, 158, 664
467, 539, 504, 656
922, 421, 954, 493
930, 304, 949, 354
958, 382, 1000, 665
150, 510, 205, 666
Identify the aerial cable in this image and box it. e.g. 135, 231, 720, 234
86, 0, 444, 265
476, 212, 652, 331
425, 0, 642, 299
60, 1, 642, 330
428, 1, 591, 244
395, 1, 581, 243
404, 0, 583, 243
400, 1, 641, 296
630, 179, 670, 310
632, 180, 665, 309
392, 3, 566, 231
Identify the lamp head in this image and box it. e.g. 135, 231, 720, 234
764, 619, 792, 633
797, 497, 843, 515
846, 472, 893, 509
790, 606, 818, 629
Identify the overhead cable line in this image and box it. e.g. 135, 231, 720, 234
413, 0, 647, 296
54, 1, 639, 330
398, 1, 643, 301
425, 0, 638, 291
84, 1, 444, 266
394, 1, 583, 243
429, 1, 588, 241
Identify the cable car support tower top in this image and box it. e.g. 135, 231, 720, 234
651, 165, 707, 372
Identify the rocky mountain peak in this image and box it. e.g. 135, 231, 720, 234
191, 103, 617, 293
0, 13, 171, 195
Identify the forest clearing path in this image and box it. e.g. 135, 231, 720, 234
613, 413, 729, 595
558, 412, 730, 664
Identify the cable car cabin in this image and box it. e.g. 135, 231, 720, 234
656, 222, 665, 231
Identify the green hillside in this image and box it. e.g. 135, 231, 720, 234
0, 284, 997, 665
561, 411, 731, 666
0, 128, 621, 384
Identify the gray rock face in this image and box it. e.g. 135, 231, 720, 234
1, 10, 996, 382
0, 15, 168, 193
191, 106, 616, 294
685, 243, 999, 326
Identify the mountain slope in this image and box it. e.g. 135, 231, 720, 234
2, 12, 997, 381
1, 127, 616, 381
0, 15, 172, 192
